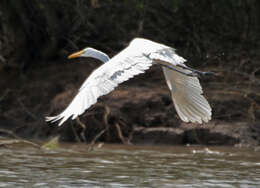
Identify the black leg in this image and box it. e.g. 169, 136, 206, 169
176, 64, 216, 76
160, 64, 199, 77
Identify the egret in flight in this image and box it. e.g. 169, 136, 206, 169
46, 38, 212, 126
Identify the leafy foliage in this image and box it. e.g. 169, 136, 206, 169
0, 0, 259, 69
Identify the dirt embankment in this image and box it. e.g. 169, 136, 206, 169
0, 52, 259, 146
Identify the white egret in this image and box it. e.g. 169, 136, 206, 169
46, 38, 212, 126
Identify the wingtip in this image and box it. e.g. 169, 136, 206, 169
45, 115, 61, 124
45, 116, 54, 122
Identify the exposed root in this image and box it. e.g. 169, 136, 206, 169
103, 104, 110, 140
248, 102, 257, 123
115, 122, 130, 144
0, 139, 40, 148
76, 117, 87, 142
71, 122, 82, 143
87, 127, 107, 152
76, 117, 86, 129
0, 128, 40, 148
87, 104, 111, 151
0, 128, 21, 139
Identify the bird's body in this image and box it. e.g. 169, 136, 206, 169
46, 38, 212, 126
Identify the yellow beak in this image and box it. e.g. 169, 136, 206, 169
68, 50, 84, 59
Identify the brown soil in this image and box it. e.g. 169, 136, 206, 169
0, 54, 259, 146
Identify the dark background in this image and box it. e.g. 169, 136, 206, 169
0, 0, 259, 145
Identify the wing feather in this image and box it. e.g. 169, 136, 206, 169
46, 38, 211, 126
162, 66, 211, 124
46, 46, 154, 125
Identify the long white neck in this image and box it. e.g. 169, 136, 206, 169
83, 47, 110, 63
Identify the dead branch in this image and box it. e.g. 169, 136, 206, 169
0, 128, 21, 139
103, 104, 110, 127
76, 117, 87, 142
248, 102, 256, 123
214, 90, 260, 98
0, 128, 40, 148
87, 127, 107, 152
87, 104, 111, 151
17, 98, 38, 120
220, 69, 260, 85
115, 122, 129, 144
12, 124, 28, 134
0, 89, 10, 102
103, 104, 111, 140
71, 122, 82, 143
0, 54, 6, 63
0, 139, 40, 148
76, 117, 86, 129
214, 112, 244, 119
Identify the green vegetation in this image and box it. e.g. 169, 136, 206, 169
1, 0, 259, 69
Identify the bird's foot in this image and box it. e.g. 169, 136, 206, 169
177, 64, 217, 77
186, 72, 199, 77
192, 70, 217, 77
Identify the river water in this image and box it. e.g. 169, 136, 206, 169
0, 143, 259, 188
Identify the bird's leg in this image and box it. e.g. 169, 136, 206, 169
176, 64, 216, 76
160, 64, 199, 77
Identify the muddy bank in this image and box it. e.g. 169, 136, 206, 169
0, 55, 259, 146
1, 0, 260, 146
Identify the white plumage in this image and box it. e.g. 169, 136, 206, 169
46, 38, 211, 126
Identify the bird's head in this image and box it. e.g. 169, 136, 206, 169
68, 47, 110, 63
68, 48, 89, 59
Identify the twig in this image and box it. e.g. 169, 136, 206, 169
191, 129, 203, 145
220, 69, 260, 84
76, 117, 87, 142
13, 124, 28, 134
0, 139, 40, 148
71, 122, 81, 143
64, 37, 79, 50
87, 127, 107, 152
103, 104, 110, 127
0, 55, 6, 63
87, 104, 111, 151
0, 128, 21, 139
214, 90, 260, 98
17, 98, 38, 120
214, 112, 243, 119
114, 122, 128, 144
103, 104, 111, 140
248, 102, 256, 123
76, 117, 86, 129
0, 128, 40, 148
0, 89, 10, 102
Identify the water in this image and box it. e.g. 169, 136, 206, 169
0, 142, 259, 188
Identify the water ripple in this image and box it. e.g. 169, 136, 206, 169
0, 144, 259, 187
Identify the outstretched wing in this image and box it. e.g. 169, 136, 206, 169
46, 38, 211, 126
144, 40, 212, 123
162, 66, 212, 123
46, 43, 158, 126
